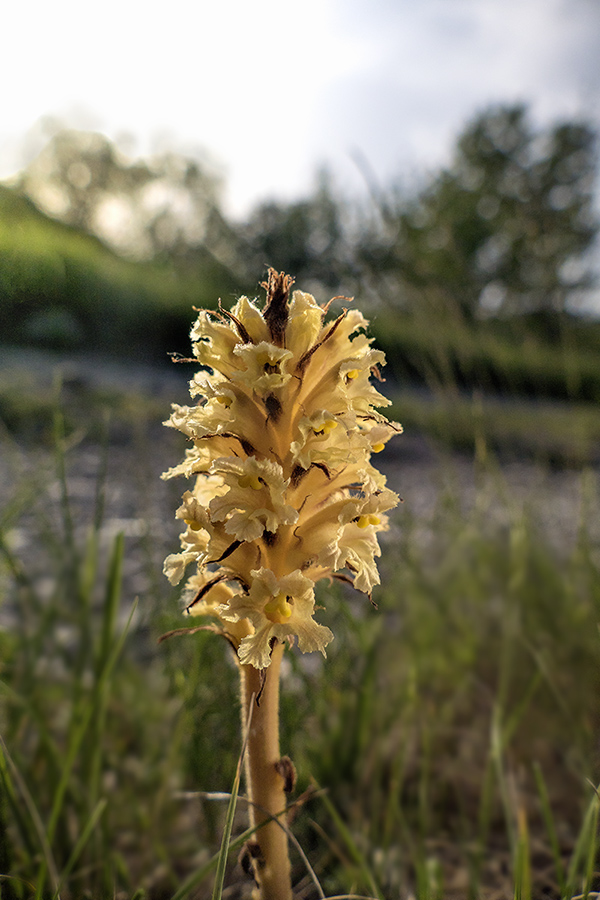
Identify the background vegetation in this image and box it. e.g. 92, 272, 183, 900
2, 104, 599, 355
2, 103, 599, 455
0, 102, 599, 899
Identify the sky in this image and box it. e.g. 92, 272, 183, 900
1, 0, 599, 218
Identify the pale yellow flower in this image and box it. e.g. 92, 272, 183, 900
208, 456, 298, 542
220, 568, 334, 670
232, 342, 294, 392
163, 270, 401, 669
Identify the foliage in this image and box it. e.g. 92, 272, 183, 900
2, 104, 599, 395
0, 420, 169, 899
357, 104, 598, 319
0, 386, 599, 899
370, 308, 600, 403
0, 184, 241, 360
1, 102, 599, 900
235, 169, 356, 294
2, 169, 600, 407
13, 129, 237, 265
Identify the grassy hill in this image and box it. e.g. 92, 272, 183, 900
0, 185, 240, 362
2, 181, 599, 409
371, 307, 600, 403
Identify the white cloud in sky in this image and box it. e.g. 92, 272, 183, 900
312, 0, 600, 194
0, 0, 598, 215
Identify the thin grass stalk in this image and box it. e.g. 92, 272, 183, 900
51, 798, 107, 900
52, 410, 76, 568
533, 762, 567, 895
312, 778, 383, 900
43, 578, 129, 846
88, 532, 125, 811
211, 693, 253, 900
471, 751, 496, 897
0, 735, 61, 899
566, 785, 600, 899
34, 595, 136, 897
171, 792, 320, 900
513, 808, 532, 900
87, 531, 125, 888
381, 731, 410, 852
582, 792, 600, 899
178, 788, 329, 898
0, 735, 38, 862
170, 821, 267, 900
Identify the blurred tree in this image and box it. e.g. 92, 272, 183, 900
14, 129, 236, 267
9, 111, 598, 325
359, 105, 598, 319
236, 169, 356, 295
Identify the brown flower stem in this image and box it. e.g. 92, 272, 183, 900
240, 640, 293, 900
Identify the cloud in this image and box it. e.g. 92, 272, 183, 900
308, 0, 600, 194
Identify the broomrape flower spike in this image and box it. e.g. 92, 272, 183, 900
163, 269, 401, 666
162, 269, 401, 900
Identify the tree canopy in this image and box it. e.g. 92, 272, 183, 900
2, 103, 598, 352
358, 105, 598, 319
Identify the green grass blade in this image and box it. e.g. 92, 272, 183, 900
210, 692, 256, 900
532, 762, 566, 894
171, 792, 326, 900
92, 410, 110, 533
0, 735, 38, 860
46, 594, 136, 844
79, 527, 100, 609
490, 707, 516, 859
582, 787, 600, 899
565, 784, 600, 897
52, 409, 77, 565
210, 755, 243, 900
501, 671, 541, 748
35, 597, 137, 895
311, 778, 382, 900
51, 798, 107, 899
88, 532, 125, 811
96, 532, 125, 677
0, 734, 61, 898
512, 810, 531, 900
0, 679, 74, 803
170, 821, 262, 900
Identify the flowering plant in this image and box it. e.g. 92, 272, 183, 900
162, 270, 401, 899
163, 270, 400, 666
